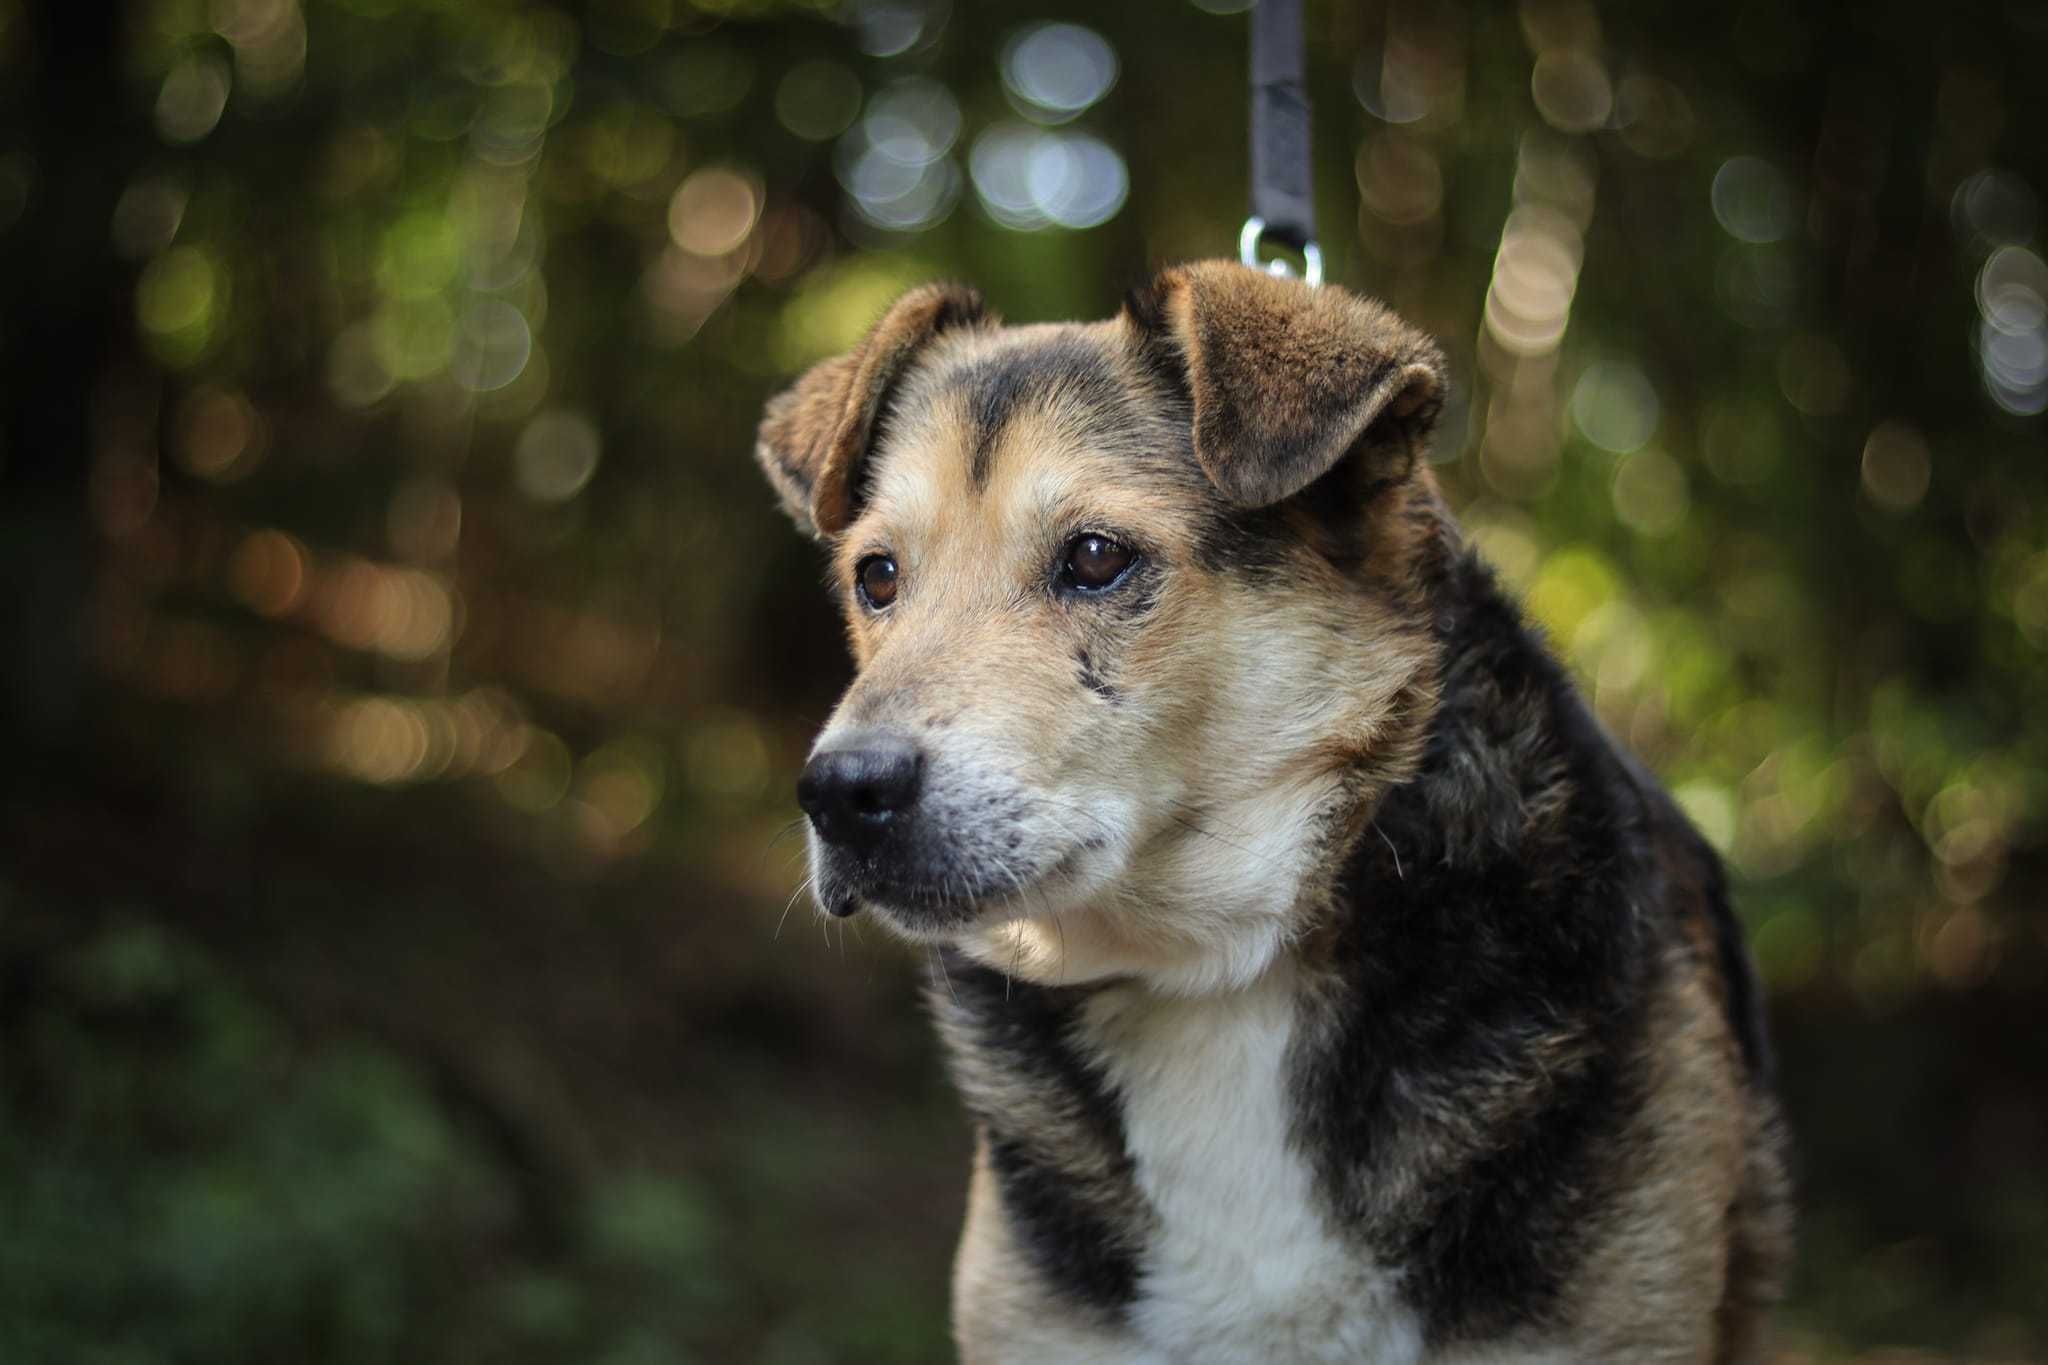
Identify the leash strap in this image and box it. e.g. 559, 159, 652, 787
1243, 0, 1320, 283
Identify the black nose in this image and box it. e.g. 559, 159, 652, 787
797, 736, 925, 849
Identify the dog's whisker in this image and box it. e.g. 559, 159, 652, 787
762, 816, 808, 861
775, 874, 817, 941
1164, 803, 1288, 870
1166, 798, 1264, 843
1026, 804, 1114, 876
1375, 820, 1404, 880
929, 945, 959, 1006
985, 857, 1024, 1001
1017, 877, 1067, 993
1032, 795, 1121, 839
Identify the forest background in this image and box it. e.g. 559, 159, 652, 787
3, 0, 2047, 1359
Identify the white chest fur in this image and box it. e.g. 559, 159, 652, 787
1082, 970, 1425, 1365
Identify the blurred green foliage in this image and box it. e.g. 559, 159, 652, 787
0, 891, 728, 1365
2, 0, 2047, 1359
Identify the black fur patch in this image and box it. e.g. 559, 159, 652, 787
1074, 648, 1116, 700
1188, 434, 1396, 582
1119, 280, 1169, 334
932, 954, 1150, 1320
1293, 550, 1663, 1345
954, 336, 1125, 489
1120, 280, 1194, 407
1190, 500, 1303, 580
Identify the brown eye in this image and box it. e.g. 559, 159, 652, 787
1061, 533, 1136, 592
856, 554, 899, 609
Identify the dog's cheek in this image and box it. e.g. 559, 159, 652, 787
1055, 579, 1221, 812
1065, 609, 1136, 705
1057, 555, 1176, 704
1071, 645, 1117, 702
846, 615, 879, 670
835, 585, 897, 671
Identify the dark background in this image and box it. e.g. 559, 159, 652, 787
3, 0, 2046, 1360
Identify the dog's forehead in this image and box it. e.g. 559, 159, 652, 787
860, 320, 1198, 531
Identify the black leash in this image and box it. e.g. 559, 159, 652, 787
1243, 0, 1321, 285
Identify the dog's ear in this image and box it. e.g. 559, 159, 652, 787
755, 282, 989, 538
1122, 262, 1446, 508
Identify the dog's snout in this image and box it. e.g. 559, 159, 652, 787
797, 736, 925, 849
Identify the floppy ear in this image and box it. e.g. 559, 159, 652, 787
1122, 262, 1447, 508
755, 282, 990, 538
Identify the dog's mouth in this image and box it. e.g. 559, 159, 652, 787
817, 838, 1103, 937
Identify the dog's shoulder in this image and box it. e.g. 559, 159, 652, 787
1292, 545, 1775, 1347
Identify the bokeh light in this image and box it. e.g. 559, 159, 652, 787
668, 168, 763, 257
852, 0, 947, 58
450, 299, 532, 392
1613, 74, 1694, 158
1484, 204, 1583, 358
1777, 333, 1854, 416
1610, 448, 1689, 537
1530, 50, 1611, 133
1711, 156, 1797, 244
110, 177, 187, 259
1952, 168, 2040, 249
1570, 361, 1660, 454
836, 77, 963, 232
155, 55, 231, 143
1861, 421, 1934, 512
775, 60, 863, 142
1976, 245, 2048, 414
970, 124, 1128, 231
174, 385, 266, 482
1000, 22, 1118, 125
514, 408, 602, 503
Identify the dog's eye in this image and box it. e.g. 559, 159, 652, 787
855, 554, 899, 610
1061, 534, 1136, 592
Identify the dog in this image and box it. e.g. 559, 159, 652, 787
752, 261, 1792, 1363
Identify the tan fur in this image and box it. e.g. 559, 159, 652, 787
755, 282, 988, 536
1566, 956, 1750, 1362
1716, 1099, 1796, 1363
1147, 262, 1444, 506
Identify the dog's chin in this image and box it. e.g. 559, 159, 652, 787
815, 841, 1110, 944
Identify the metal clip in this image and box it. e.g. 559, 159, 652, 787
1239, 217, 1323, 287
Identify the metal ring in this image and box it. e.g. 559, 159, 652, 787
1239, 217, 1323, 287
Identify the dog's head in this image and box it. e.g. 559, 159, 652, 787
756, 262, 1450, 992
